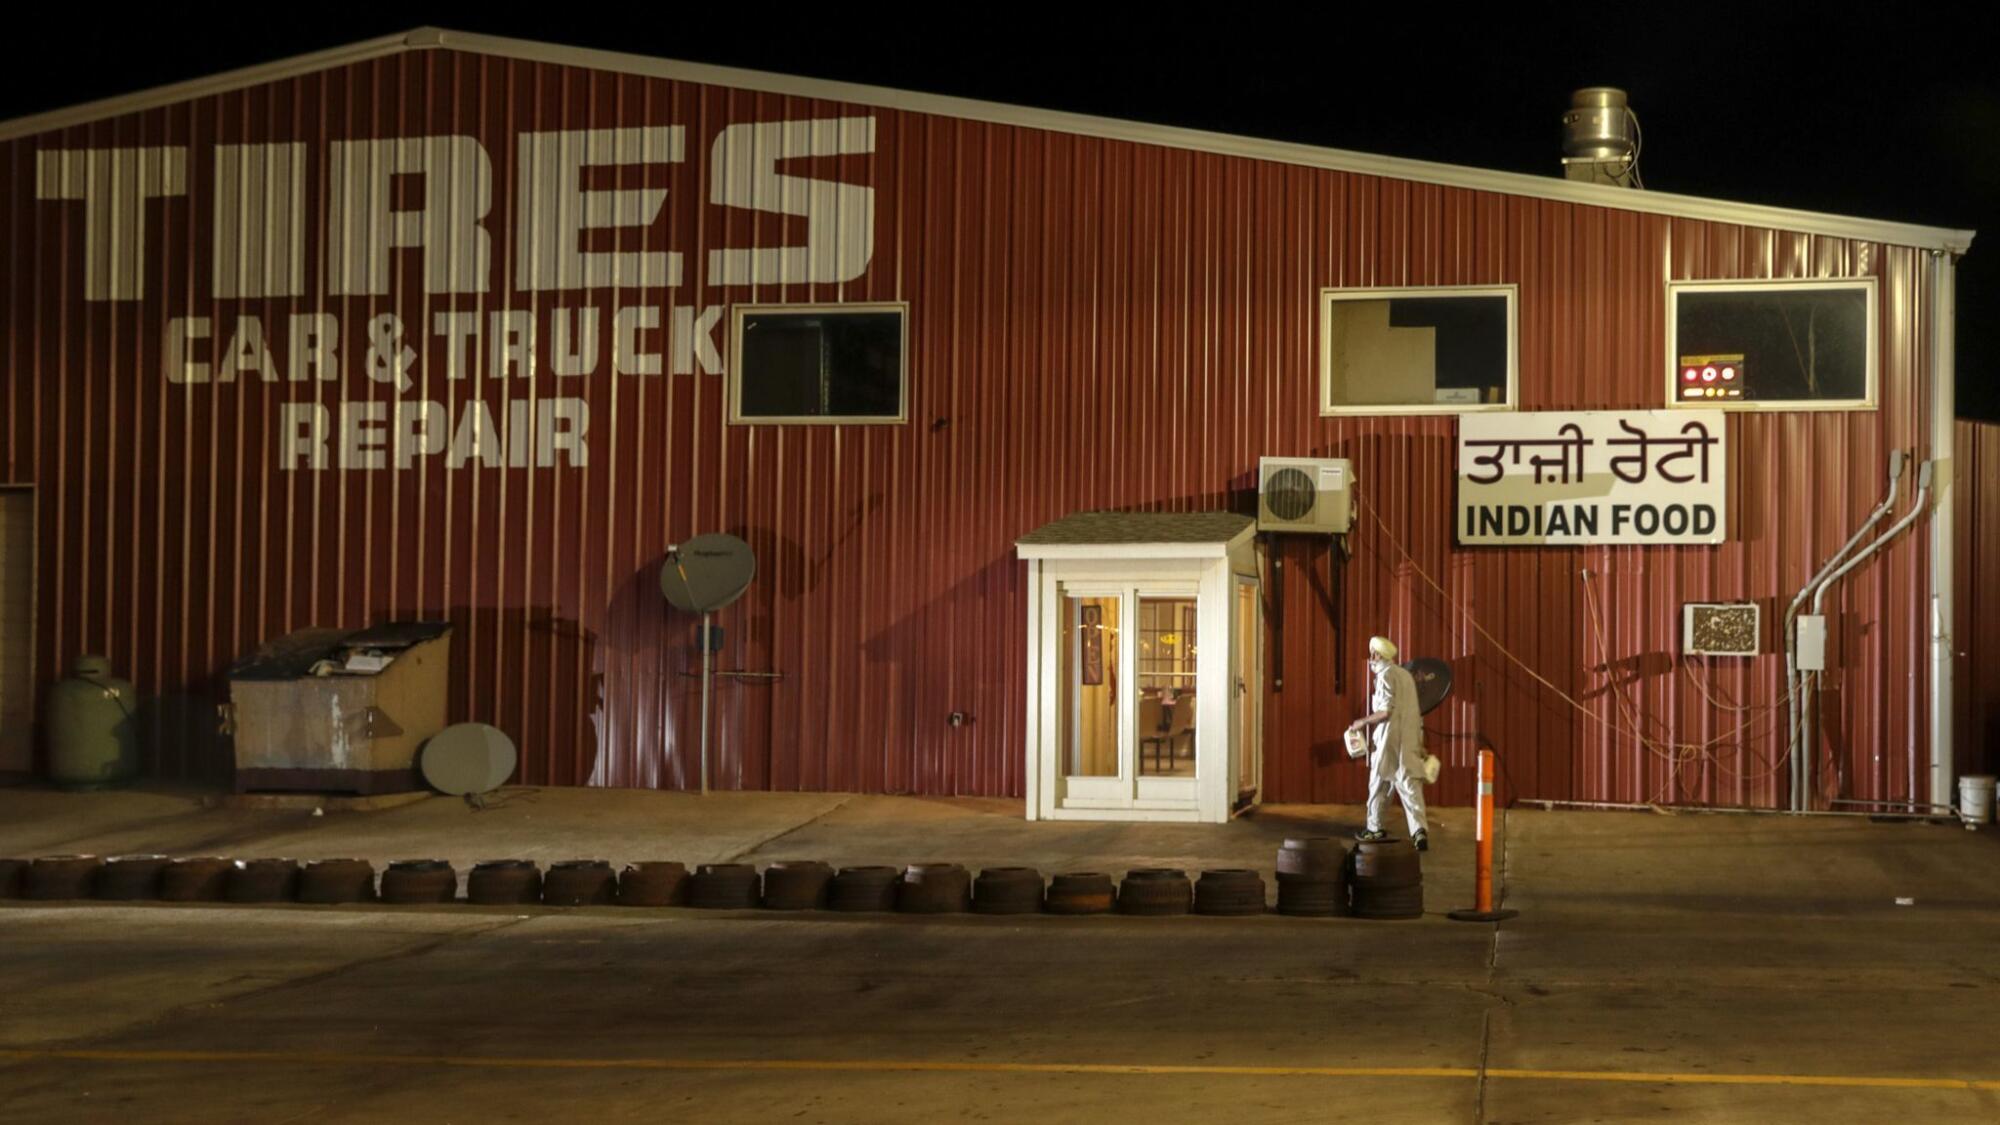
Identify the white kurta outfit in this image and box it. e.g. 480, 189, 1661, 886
1366, 661, 1428, 837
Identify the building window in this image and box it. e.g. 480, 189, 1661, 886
1667, 279, 1876, 410
1319, 286, 1516, 415
730, 303, 907, 424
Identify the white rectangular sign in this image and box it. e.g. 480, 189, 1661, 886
1457, 410, 1726, 545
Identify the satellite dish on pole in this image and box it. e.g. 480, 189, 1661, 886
659, 534, 758, 798
420, 723, 518, 807
659, 534, 756, 613
1402, 658, 1455, 716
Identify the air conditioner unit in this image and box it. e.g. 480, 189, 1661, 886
1257, 457, 1355, 534
1683, 602, 1760, 656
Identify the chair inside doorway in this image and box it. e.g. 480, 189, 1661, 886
1138, 598, 1197, 777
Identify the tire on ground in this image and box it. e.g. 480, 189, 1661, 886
298, 859, 378, 904
542, 860, 618, 906
468, 860, 543, 905
379, 859, 457, 904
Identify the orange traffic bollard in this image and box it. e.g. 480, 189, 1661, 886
1449, 749, 1518, 923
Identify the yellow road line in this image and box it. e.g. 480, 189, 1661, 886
3, 1049, 1996, 1092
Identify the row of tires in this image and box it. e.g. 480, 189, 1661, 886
0, 850, 1422, 919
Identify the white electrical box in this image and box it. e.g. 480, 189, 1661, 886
1796, 615, 1828, 672
1257, 457, 1355, 534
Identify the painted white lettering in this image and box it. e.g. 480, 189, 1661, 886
706, 117, 875, 285
393, 401, 447, 468
281, 403, 329, 470
490, 310, 535, 380
432, 312, 481, 380
447, 400, 503, 469
35, 146, 189, 301
165, 317, 212, 385
538, 398, 589, 468
212, 143, 307, 298
507, 400, 531, 468
326, 136, 492, 296
286, 313, 339, 382
218, 315, 278, 383
365, 314, 416, 393
671, 304, 725, 375
338, 401, 389, 470
552, 308, 600, 377
516, 127, 685, 290
613, 306, 662, 376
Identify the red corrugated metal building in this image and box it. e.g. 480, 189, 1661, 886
0, 28, 1987, 815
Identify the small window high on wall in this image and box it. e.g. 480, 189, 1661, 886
1667, 279, 1876, 410
731, 304, 908, 424
1319, 286, 1516, 415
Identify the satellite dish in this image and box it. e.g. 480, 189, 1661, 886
659, 534, 757, 613
1402, 658, 1454, 716
421, 723, 518, 801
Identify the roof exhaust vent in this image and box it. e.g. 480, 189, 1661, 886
1561, 87, 1642, 188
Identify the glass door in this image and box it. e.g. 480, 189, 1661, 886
1057, 590, 1126, 805
1136, 595, 1199, 780
1053, 584, 1204, 812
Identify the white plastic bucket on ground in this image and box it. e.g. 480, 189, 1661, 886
1960, 776, 1996, 824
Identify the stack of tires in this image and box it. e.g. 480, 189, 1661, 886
1274, 837, 1350, 917
1349, 838, 1423, 919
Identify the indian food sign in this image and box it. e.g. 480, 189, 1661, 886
1456, 411, 1726, 545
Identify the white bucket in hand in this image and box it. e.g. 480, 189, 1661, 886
1344, 728, 1368, 760
1959, 775, 1995, 824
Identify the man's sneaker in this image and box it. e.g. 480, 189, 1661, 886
1414, 830, 1430, 852
1355, 829, 1388, 842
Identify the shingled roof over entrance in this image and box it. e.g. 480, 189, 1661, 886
1016, 511, 1255, 547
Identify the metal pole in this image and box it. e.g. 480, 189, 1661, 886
1450, 749, 1517, 923
700, 611, 713, 797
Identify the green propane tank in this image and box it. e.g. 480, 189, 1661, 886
48, 656, 139, 789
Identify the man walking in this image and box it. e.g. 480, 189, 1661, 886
1347, 635, 1430, 851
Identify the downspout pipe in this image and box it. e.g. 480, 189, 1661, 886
1801, 460, 1934, 809
1785, 451, 1904, 811
1929, 250, 1957, 819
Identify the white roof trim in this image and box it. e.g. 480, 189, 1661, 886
0, 30, 419, 142
0, 26, 1974, 256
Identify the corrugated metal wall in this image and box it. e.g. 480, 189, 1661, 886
0, 47, 1959, 806
1956, 419, 2000, 784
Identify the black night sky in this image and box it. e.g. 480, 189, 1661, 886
5, 6, 1995, 419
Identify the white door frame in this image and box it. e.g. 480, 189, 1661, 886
1025, 555, 1234, 823
1231, 572, 1264, 809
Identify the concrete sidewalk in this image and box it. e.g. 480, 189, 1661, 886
0, 784, 1481, 907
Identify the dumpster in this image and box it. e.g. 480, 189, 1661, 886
226, 622, 452, 794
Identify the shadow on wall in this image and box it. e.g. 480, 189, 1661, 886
581, 508, 870, 793
589, 561, 686, 790
137, 692, 231, 786
854, 548, 1024, 795
444, 605, 596, 788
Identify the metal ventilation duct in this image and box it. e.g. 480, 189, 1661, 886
1562, 87, 1641, 188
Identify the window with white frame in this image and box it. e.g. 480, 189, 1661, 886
730, 303, 907, 424
1319, 286, 1517, 414
1667, 279, 1876, 410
